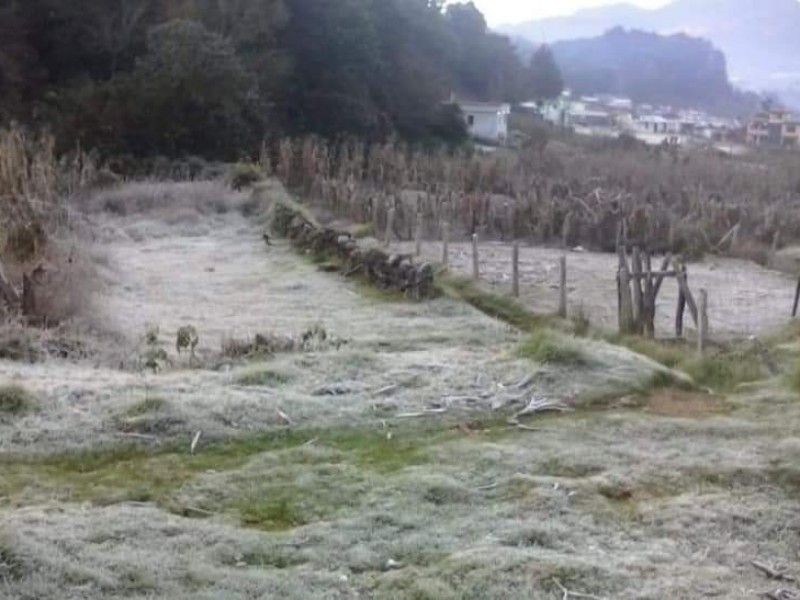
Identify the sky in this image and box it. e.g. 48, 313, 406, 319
469, 0, 671, 27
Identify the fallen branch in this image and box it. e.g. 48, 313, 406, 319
753, 561, 797, 583
515, 398, 572, 419
277, 408, 293, 426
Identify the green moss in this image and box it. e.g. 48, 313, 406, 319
787, 360, 800, 394
237, 495, 306, 531
0, 384, 37, 416
234, 368, 292, 387
516, 330, 588, 366
126, 396, 168, 417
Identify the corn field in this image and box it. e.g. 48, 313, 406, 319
272, 136, 800, 261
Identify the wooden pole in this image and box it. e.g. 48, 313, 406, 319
676, 289, 686, 338
698, 288, 708, 354
384, 207, 395, 247
414, 212, 423, 257
561, 212, 573, 249
558, 255, 568, 319
631, 246, 644, 334
442, 221, 450, 268
472, 233, 480, 280
793, 279, 800, 318
512, 242, 520, 298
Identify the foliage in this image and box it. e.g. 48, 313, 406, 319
0, 384, 38, 417
551, 28, 757, 115
0, 0, 532, 156
516, 330, 588, 366
529, 45, 564, 104
229, 162, 264, 191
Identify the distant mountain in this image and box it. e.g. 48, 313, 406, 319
550, 28, 758, 115
502, 0, 800, 106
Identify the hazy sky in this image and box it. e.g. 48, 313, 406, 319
469, 0, 671, 27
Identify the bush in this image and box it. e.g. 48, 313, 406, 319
516, 330, 588, 366
229, 162, 264, 191
0, 384, 37, 417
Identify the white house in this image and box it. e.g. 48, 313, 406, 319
456, 100, 511, 144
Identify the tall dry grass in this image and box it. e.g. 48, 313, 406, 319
0, 126, 98, 325
269, 135, 800, 258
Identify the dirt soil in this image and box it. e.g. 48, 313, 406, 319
396, 240, 798, 339
1, 182, 799, 600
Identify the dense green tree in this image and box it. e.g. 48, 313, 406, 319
529, 45, 564, 104
0, 0, 531, 156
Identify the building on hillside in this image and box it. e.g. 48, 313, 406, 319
452, 98, 511, 144
747, 108, 800, 148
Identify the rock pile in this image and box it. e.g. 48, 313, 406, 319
271, 201, 436, 300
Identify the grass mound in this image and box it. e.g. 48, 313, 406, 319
516, 330, 588, 366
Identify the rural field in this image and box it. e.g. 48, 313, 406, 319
2, 174, 800, 600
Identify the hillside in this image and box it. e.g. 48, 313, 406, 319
502, 0, 800, 105
550, 28, 756, 114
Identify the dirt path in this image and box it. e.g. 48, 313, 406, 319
396, 240, 797, 339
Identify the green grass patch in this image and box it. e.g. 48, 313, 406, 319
516, 330, 588, 366
0, 384, 37, 417
351, 223, 374, 239
236, 495, 306, 531
234, 368, 292, 387
0, 423, 461, 525
125, 396, 168, 417
683, 354, 763, 392
439, 275, 554, 332
608, 336, 767, 393
607, 335, 686, 369
787, 360, 800, 394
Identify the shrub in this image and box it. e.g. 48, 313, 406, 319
0, 384, 38, 416
229, 162, 264, 191
516, 330, 588, 366
234, 368, 292, 387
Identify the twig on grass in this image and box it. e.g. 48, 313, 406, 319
516, 398, 573, 418
190, 430, 202, 455
277, 408, 293, 426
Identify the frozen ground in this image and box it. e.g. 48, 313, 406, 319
395, 240, 798, 339
0, 181, 798, 599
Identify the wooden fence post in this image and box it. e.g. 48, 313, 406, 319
512, 243, 520, 298
631, 246, 644, 334
414, 212, 423, 257
558, 255, 568, 318
793, 279, 800, 318
442, 221, 450, 268
698, 289, 708, 354
472, 233, 480, 281
384, 207, 396, 248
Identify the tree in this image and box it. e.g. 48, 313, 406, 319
529, 44, 564, 105
56, 20, 263, 159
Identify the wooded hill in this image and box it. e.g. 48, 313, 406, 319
0, 0, 536, 160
